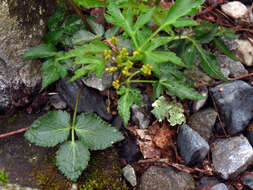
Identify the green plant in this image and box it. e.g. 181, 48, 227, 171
0, 169, 9, 183
24, 89, 124, 181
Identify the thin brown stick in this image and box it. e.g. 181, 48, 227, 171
228, 72, 253, 81
0, 127, 28, 138
68, 0, 92, 31
208, 88, 229, 137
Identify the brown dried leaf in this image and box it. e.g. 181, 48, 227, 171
153, 124, 175, 149
138, 141, 161, 159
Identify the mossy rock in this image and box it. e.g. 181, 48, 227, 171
79, 148, 128, 190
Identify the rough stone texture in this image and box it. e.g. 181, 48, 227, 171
122, 164, 137, 186
49, 94, 67, 110
131, 104, 151, 129
0, 78, 12, 112
217, 54, 248, 78
235, 39, 253, 66
210, 183, 228, 190
241, 172, 253, 189
188, 108, 217, 141
210, 80, 253, 135
177, 124, 210, 165
221, 37, 239, 51
0, 183, 39, 190
57, 78, 112, 121
192, 86, 208, 112
221, 1, 248, 19
139, 166, 195, 190
196, 176, 220, 189
212, 135, 253, 180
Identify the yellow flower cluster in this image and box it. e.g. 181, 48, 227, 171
133, 51, 139, 57
108, 36, 119, 45
112, 80, 120, 89
121, 60, 133, 76
104, 50, 112, 60
105, 67, 118, 72
141, 64, 152, 75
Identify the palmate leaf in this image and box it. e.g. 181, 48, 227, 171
117, 87, 141, 126
173, 17, 199, 28
24, 110, 71, 147
22, 44, 57, 59
56, 141, 90, 181
75, 113, 124, 150
134, 8, 155, 33
87, 18, 104, 37
105, 26, 120, 39
72, 29, 97, 45
145, 37, 174, 51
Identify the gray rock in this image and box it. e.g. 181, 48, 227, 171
241, 172, 253, 189
221, 37, 239, 51
49, 94, 67, 110
0, 78, 12, 112
139, 166, 195, 190
210, 183, 228, 190
57, 78, 112, 121
210, 80, 253, 135
235, 39, 253, 66
221, 1, 248, 19
131, 104, 150, 129
196, 176, 220, 189
188, 108, 217, 141
0, 182, 39, 190
177, 124, 210, 165
212, 135, 253, 180
192, 86, 208, 112
123, 164, 137, 186
217, 54, 248, 78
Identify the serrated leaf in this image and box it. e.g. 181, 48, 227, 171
56, 141, 90, 181
180, 42, 197, 68
22, 44, 57, 59
214, 38, 239, 61
74, 0, 106, 8
196, 45, 228, 81
41, 59, 68, 88
136, 26, 152, 46
75, 113, 124, 150
43, 29, 64, 45
105, 26, 120, 39
152, 81, 164, 100
145, 51, 186, 67
117, 87, 141, 126
134, 8, 155, 33
72, 29, 97, 45
87, 18, 104, 37
73, 56, 104, 65
62, 15, 84, 35
145, 37, 174, 51
151, 96, 186, 126
48, 9, 65, 31
160, 79, 204, 100
173, 17, 199, 28
24, 110, 71, 147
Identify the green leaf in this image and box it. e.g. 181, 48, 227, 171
24, 110, 71, 147
105, 3, 134, 36
87, 18, 104, 37
134, 8, 155, 33
73, 56, 104, 65
145, 37, 174, 51
160, 79, 204, 100
136, 26, 152, 46
117, 87, 141, 126
145, 51, 186, 67
22, 44, 57, 59
105, 26, 120, 39
180, 43, 197, 68
56, 141, 90, 181
41, 59, 68, 88
75, 113, 124, 150
43, 29, 64, 45
214, 38, 239, 61
48, 9, 65, 31
62, 15, 84, 35
173, 17, 199, 28
196, 45, 228, 81
151, 96, 186, 126
72, 29, 97, 45
152, 81, 164, 100
74, 0, 106, 8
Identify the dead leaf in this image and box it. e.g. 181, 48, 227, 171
138, 141, 161, 159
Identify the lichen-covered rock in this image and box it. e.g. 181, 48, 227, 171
139, 166, 195, 190
221, 1, 248, 19
212, 135, 253, 180
210, 80, 253, 135
177, 124, 209, 165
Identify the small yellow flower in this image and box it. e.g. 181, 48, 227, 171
109, 36, 119, 45
112, 80, 120, 89
105, 67, 118, 72
133, 51, 139, 57
120, 48, 129, 57
141, 64, 153, 75
104, 50, 112, 60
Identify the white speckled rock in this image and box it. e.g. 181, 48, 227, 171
235, 39, 253, 66
221, 1, 248, 19
212, 135, 253, 180
123, 164, 137, 186
210, 183, 228, 190
0, 182, 39, 190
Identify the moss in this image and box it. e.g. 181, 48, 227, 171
0, 169, 9, 183
30, 154, 72, 190
79, 148, 128, 190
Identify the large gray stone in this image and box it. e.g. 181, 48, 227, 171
192, 86, 208, 112
177, 124, 210, 165
210, 80, 253, 135
212, 135, 253, 180
221, 1, 248, 19
139, 166, 195, 190
188, 108, 217, 141
210, 183, 228, 190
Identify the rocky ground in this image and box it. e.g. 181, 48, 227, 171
0, 0, 253, 189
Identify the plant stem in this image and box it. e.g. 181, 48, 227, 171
71, 86, 84, 143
